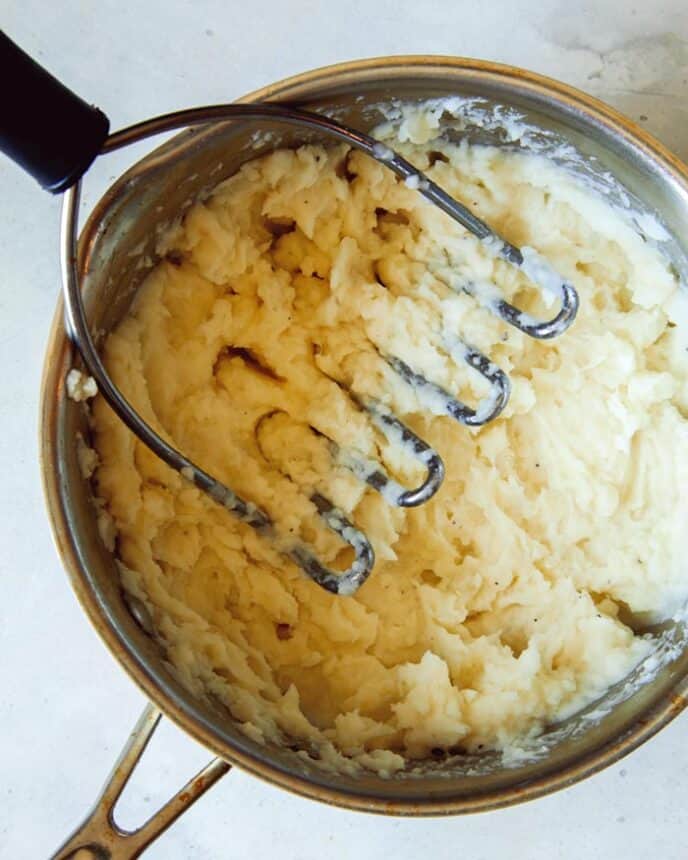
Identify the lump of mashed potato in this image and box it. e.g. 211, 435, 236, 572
90, 118, 688, 775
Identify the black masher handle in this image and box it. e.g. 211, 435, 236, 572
0, 31, 109, 193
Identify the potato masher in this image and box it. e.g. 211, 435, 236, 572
0, 32, 578, 595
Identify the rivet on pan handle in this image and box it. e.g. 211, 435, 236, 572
51, 704, 230, 860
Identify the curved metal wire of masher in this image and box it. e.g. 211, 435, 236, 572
61, 103, 579, 596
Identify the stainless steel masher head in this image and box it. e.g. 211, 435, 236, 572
1, 33, 579, 594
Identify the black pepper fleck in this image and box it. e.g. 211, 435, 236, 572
276, 623, 293, 640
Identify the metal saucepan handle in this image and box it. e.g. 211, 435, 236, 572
51, 704, 230, 860
0, 30, 110, 192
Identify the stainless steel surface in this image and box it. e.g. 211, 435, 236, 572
51, 705, 229, 860
40, 58, 688, 843
61, 102, 577, 595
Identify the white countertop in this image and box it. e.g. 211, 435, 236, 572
2, 2, 688, 857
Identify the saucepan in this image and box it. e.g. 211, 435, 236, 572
8, 39, 688, 858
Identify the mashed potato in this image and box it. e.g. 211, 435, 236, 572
91, 117, 688, 775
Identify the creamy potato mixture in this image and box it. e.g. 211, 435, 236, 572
90, 110, 688, 774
